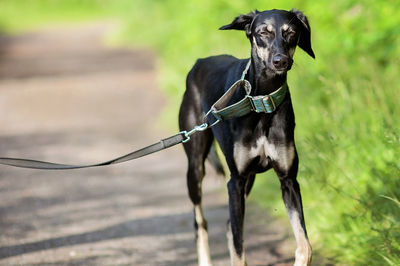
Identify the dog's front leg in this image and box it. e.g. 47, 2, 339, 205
272, 147, 312, 266
227, 177, 247, 266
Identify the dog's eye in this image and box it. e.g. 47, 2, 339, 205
259, 29, 274, 38
284, 30, 296, 39
288, 31, 296, 37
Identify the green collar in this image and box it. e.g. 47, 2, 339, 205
209, 60, 288, 121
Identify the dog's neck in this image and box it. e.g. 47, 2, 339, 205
248, 57, 287, 96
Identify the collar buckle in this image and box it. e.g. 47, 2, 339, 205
263, 95, 276, 112
250, 94, 277, 113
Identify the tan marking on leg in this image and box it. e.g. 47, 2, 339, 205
288, 209, 312, 266
233, 142, 249, 175
194, 205, 212, 266
226, 222, 246, 266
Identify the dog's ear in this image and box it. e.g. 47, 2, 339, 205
219, 10, 258, 35
290, 9, 315, 59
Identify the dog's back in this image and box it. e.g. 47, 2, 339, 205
185, 55, 249, 112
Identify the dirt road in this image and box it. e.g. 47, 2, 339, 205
0, 23, 295, 265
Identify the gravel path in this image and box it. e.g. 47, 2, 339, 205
0, 23, 295, 265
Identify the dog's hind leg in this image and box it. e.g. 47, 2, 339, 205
179, 99, 214, 265
183, 130, 214, 266
226, 176, 247, 266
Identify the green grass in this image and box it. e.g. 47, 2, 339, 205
0, 0, 111, 33
1, 1, 399, 264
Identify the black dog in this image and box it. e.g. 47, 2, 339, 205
179, 9, 315, 266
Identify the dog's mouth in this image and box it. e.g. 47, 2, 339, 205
265, 63, 292, 76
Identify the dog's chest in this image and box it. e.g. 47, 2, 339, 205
233, 135, 294, 175
234, 135, 269, 174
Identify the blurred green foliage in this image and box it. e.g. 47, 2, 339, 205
1, 0, 399, 264
0, 0, 108, 30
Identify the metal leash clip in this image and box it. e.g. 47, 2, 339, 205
180, 108, 222, 143
181, 123, 209, 143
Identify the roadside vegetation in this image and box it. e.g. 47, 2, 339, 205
1, 0, 399, 264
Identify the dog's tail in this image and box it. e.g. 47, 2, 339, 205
207, 143, 225, 176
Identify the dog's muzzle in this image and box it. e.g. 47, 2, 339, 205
272, 54, 293, 72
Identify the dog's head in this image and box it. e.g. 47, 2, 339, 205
220, 9, 315, 75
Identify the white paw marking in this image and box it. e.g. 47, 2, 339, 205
226, 224, 246, 266
288, 209, 312, 266
194, 205, 212, 266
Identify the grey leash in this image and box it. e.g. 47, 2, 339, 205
0, 120, 221, 170
0, 109, 222, 170
0, 133, 186, 170
0, 101, 224, 170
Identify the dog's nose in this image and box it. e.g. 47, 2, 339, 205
272, 55, 289, 70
